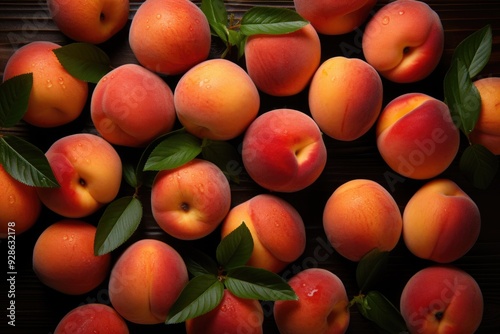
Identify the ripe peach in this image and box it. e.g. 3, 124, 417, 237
403, 179, 481, 263
109, 239, 188, 324
54, 303, 129, 334
32, 220, 111, 295
220, 194, 306, 273
174, 58, 260, 140
244, 23, 321, 96
274, 268, 350, 334
129, 0, 211, 75
400, 265, 483, 334
185, 289, 264, 334
2, 41, 88, 127
90, 64, 176, 147
376, 93, 460, 180
242, 108, 327, 192
293, 0, 377, 35
469, 77, 500, 155
47, 0, 129, 44
0, 165, 41, 238
323, 179, 402, 262
36, 133, 122, 218
309, 56, 383, 141
362, 0, 444, 83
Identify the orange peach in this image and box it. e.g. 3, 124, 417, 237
274, 268, 350, 334
376, 93, 460, 180
2, 41, 88, 127
90, 63, 176, 147
220, 194, 306, 273
323, 179, 402, 262
129, 0, 211, 75
244, 23, 321, 96
309, 56, 383, 141
400, 265, 483, 334
109, 239, 188, 324
54, 304, 129, 334
362, 0, 444, 83
174, 58, 260, 140
242, 108, 327, 192
32, 219, 111, 295
403, 179, 481, 263
36, 133, 122, 218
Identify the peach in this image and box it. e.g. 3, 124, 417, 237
174, 58, 260, 140
2, 41, 88, 127
244, 23, 321, 96
90, 63, 176, 147
403, 179, 481, 263
376, 93, 460, 180
0, 165, 41, 238
36, 133, 122, 218
32, 219, 111, 295
220, 194, 306, 273
323, 179, 402, 262
151, 159, 231, 240
400, 265, 483, 334
54, 304, 129, 334
362, 0, 444, 83
293, 0, 377, 35
186, 289, 264, 334
129, 0, 211, 75
274, 268, 350, 334
109, 239, 188, 324
469, 77, 500, 155
242, 108, 327, 192
309, 56, 383, 141
47, 0, 129, 44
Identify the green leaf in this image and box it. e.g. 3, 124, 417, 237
94, 196, 143, 256
166, 274, 224, 324
201, 0, 229, 42
356, 249, 389, 293
143, 132, 202, 171
122, 161, 138, 188
0, 73, 33, 128
460, 144, 499, 190
202, 139, 242, 183
224, 266, 297, 301
53, 42, 111, 84
185, 248, 220, 277
240, 7, 308, 36
216, 222, 254, 270
451, 25, 492, 78
0, 135, 59, 187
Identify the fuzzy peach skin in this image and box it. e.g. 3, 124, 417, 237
403, 179, 481, 263
242, 108, 327, 192
36, 133, 122, 218
309, 56, 383, 141
129, 0, 211, 75
54, 304, 129, 334
293, 0, 376, 35
323, 179, 402, 262
362, 0, 444, 83
91, 64, 176, 147
220, 194, 306, 273
109, 239, 188, 324
244, 23, 321, 96
2, 41, 88, 127
32, 220, 111, 295
0, 165, 41, 238
274, 268, 350, 334
174, 58, 260, 140
400, 265, 483, 334
151, 159, 231, 240
186, 289, 264, 334
376, 93, 460, 180
47, 0, 129, 44
469, 77, 500, 155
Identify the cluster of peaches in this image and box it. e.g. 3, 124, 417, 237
1, 0, 499, 333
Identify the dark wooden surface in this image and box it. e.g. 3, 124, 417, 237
1, 1, 500, 333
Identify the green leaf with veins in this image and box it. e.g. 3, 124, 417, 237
216, 222, 254, 270
239, 7, 308, 36
356, 249, 389, 293
0, 73, 33, 128
459, 144, 499, 190
186, 248, 219, 277
143, 132, 202, 171
450, 25, 492, 78
201, 0, 229, 42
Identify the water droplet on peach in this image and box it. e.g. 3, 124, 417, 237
46, 79, 53, 88
156, 14, 161, 19
382, 16, 390, 25
399, 10, 405, 15
8, 195, 16, 205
